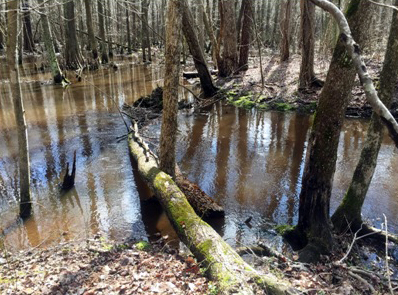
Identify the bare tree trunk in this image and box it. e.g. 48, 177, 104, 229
181, 0, 218, 97
64, 0, 84, 70
0, 12, 4, 50
126, 8, 132, 53
285, 0, 372, 263
280, 0, 291, 62
217, 0, 237, 77
197, 0, 205, 51
98, 0, 108, 64
299, 0, 316, 89
238, 0, 253, 71
84, 0, 98, 60
37, 0, 64, 84
7, 0, 32, 219
159, 0, 182, 178
105, 0, 113, 59
331, 0, 398, 233
22, 0, 34, 52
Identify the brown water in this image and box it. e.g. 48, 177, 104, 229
1, 61, 397, 252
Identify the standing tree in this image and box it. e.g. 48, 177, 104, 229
285, 0, 372, 262
181, 0, 218, 97
97, 0, 108, 64
280, 0, 291, 62
141, 0, 152, 62
332, 0, 398, 233
7, 0, 32, 219
299, 0, 316, 89
237, 0, 253, 71
84, 0, 98, 60
64, 0, 84, 70
37, 0, 64, 83
217, 0, 237, 77
22, 0, 34, 52
158, 0, 182, 178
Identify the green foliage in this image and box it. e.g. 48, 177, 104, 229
275, 224, 295, 235
273, 102, 296, 112
135, 241, 151, 251
207, 283, 219, 295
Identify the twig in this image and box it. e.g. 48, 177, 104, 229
383, 214, 394, 295
348, 271, 376, 293
368, 0, 398, 11
338, 223, 364, 264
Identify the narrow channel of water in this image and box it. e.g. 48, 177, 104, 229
0, 62, 397, 252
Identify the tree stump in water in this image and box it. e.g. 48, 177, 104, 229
62, 151, 76, 190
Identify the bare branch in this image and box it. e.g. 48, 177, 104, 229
368, 0, 398, 11
310, 0, 398, 147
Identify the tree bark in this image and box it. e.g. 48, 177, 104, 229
159, 0, 182, 178
298, 0, 316, 89
64, 0, 84, 70
128, 130, 298, 294
126, 8, 132, 54
332, 0, 398, 233
7, 0, 32, 219
238, 0, 253, 71
141, 0, 151, 62
0, 12, 4, 50
22, 0, 34, 52
280, 0, 291, 62
217, 0, 237, 77
98, 0, 108, 64
181, 0, 218, 97
37, 0, 64, 84
84, 0, 98, 60
285, 0, 372, 263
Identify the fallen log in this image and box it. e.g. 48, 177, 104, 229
128, 126, 298, 294
175, 166, 224, 218
183, 70, 218, 79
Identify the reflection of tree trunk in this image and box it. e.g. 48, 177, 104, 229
7, 0, 32, 219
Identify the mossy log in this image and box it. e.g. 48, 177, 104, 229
128, 128, 298, 294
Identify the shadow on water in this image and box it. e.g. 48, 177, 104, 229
1, 59, 398, 253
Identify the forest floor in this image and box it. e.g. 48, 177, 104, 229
1, 233, 397, 294
185, 52, 398, 119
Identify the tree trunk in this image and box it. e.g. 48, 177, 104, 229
7, 0, 32, 219
22, 0, 34, 52
285, 0, 372, 263
98, 0, 108, 64
217, 0, 237, 77
128, 130, 298, 294
181, 0, 218, 97
158, 0, 182, 178
84, 0, 98, 60
332, 0, 398, 233
141, 0, 151, 62
0, 12, 4, 50
37, 0, 64, 84
126, 8, 132, 53
105, 0, 113, 59
203, 1, 219, 67
298, 0, 316, 89
238, 0, 253, 71
271, 3, 280, 49
197, 0, 205, 51
280, 0, 291, 62
64, 0, 84, 70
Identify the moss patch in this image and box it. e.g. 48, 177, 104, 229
275, 224, 295, 235
135, 241, 151, 251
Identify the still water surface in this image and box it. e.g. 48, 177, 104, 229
0, 62, 397, 252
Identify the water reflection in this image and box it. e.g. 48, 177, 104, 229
0, 63, 160, 251
1, 61, 397, 253
177, 104, 398, 247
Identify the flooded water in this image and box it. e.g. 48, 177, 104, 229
1, 61, 397, 252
